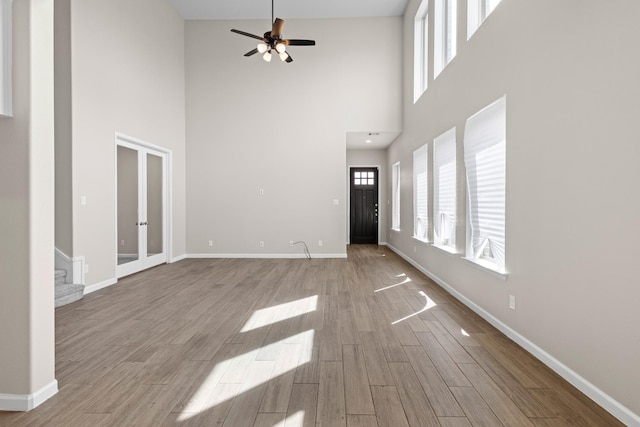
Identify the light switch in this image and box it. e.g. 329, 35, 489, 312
81, 196, 87, 205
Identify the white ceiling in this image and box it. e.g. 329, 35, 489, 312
346, 131, 402, 150
170, 0, 408, 21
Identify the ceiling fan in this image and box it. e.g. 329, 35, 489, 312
230, 0, 316, 63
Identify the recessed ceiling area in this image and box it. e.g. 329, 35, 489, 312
346, 131, 402, 150
170, 0, 408, 20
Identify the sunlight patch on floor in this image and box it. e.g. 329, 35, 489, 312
391, 291, 437, 325
241, 296, 318, 332
279, 410, 305, 427
374, 277, 412, 293
177, 330, 315, 422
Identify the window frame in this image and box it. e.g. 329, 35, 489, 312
434, 0, 457, 78
467, 0, 502, 39
391, 162, 401, 230
0, 0, 12, 117
463, 96, 507, 274
413, 145, 428, 241
433, 128, 456, 251
413, 0, 429, 102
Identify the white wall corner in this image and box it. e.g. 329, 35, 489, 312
385, 244, 640, 427
0, 379, 58, 411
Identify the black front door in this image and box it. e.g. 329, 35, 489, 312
350, 168, 379, 244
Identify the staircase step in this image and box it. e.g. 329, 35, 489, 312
55, 269, 67, 286
55, 283, 85, 308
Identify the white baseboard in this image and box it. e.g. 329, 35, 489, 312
385, 243, 640, 427
83, 278, 117, 295
170, 254, 187, 263
0, 380, 58, 411
54, 248, 84, 285
187, 253, 348, 259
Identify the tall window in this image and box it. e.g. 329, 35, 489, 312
413, 0, 429, 102
413, 145, 428, 241
392, 162, 401, 230
464, 96, 506, 273
434, 0, 456, 78
433, 128, 456, 250
0, 0, 12, 117
468, 0, 502, 39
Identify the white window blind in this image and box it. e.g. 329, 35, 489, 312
392, 162, 401, 230
0, 0, 13, 117
433, 128, 456, 249
464, 96, 506, 272
413, 145, 428, 240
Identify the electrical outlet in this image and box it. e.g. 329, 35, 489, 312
413, 246, 416, 253
85, 264, 89, 274
208, 240, 213, 247
120, 240, 125, 247
259, 241, 264, 248
290, 240, 294, 246
318, 240, 323, 247
509, 295, 516, 310
259, 189, 264, 195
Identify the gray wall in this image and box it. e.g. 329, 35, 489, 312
67, 0, 186, 284
388, 0, 640, 419
185, 17, 402, 256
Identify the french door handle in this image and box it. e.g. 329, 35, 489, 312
138, 221, 148, 226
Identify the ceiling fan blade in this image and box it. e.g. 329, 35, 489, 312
285, 39, 316, 46
231, 29, 265, 41
271, 18, 285, 38
244, 48, 259, 57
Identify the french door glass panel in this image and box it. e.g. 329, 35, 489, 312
117, 145, 139, 265
116, 142, 167, 278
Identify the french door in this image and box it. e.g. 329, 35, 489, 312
116, 138, 168, 278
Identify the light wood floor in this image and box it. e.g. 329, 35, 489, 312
0, 245, 623, 427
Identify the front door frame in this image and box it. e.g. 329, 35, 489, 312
348, 165, 381, 245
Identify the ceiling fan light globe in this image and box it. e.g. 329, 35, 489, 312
279, 51, 289, 62
257, 43, 268, 53
276, 43, 286, 53
263, 51, 272, 62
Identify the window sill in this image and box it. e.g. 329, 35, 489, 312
391, 228, 401, 233
462, 257, 508, 280
413, 236, 429, 244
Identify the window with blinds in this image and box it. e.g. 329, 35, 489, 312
434, 0, 456, 78
413, 145, 428, 241
0, 0, 12, 117
413, 0, 429, 102
433, 128, 456, 250
464, 96, 506, 273
392, 162, 401, 230
467, 0, 502, 39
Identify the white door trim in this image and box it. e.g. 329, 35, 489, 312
115, 132, 172, 278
